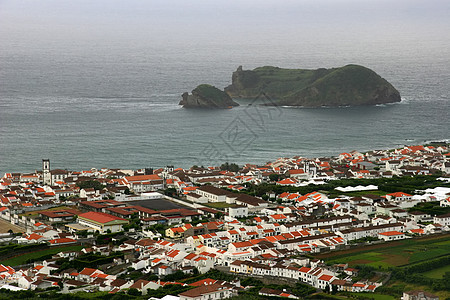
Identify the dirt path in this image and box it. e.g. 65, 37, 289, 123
0, 218, 25, 233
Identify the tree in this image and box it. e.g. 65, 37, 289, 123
220, 162, 240, 172
127, 288, 141, 296
164, 188, 177, 197
76, 180, 105, 190
444, 272, 450, 289
269, 174, 281, 182
331, 284, 338, 295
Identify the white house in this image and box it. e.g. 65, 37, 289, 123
378, 231, 406, 241
226, 206, 248, 219
434, 213, 450, 226
196, 186, 229, 203
77, 212, 129, 233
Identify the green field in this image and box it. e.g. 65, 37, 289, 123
336, 190, 387, 197
323, 236, 450, 269
341, 293, 396, 300
383, 281, 450, 300
0, 245, 83, 266
422, 264, 450, 279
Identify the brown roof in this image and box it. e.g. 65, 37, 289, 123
179, 283, 231, 298
65, 279, 86, 287
197, 185, 232, 196
129, 279, 150, 290
136, 238, 157, 247
110, 278, 128, 287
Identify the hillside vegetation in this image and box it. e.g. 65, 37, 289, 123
225, 65, 401, 107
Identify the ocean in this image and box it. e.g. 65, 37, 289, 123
1, 7, 449, 174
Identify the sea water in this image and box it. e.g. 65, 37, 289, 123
1, 6, 449, 174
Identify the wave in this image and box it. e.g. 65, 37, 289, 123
423, 138, 450, 144
398, 96, 412, 104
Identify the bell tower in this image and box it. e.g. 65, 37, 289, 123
43, 159, 51, 185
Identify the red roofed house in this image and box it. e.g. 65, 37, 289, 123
385, 192, 412, 202
78, 268, 104, 282
48, 238, 77, 246
378, 231, 405, 241
39, 209, 79, 223
317, 274, 336, 290
125, 174, 163, 193
408, 228, 425, 235
228, 241, 253, 252
289, 168, 307, 178
25, 233, 46, 244
277, 178, 298, 186
166, 226, 187, 238
78, 212, 129, 233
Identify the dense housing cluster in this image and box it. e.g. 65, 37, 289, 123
0, 144, 449, 299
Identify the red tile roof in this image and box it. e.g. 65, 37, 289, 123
79, 211, 126, 224
125, 174, 161, 182
319, 274, 333, 282
49, 238, 77, 244
379, 230, 404, 236
79, 268, 97, 276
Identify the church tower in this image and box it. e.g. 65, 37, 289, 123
43, 159, 51, 185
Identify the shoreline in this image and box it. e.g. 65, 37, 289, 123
1, 140, 449, 177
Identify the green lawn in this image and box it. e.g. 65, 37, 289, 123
338, 190, 387, 197
0, 245, 83, 266
343, 293, 396, 300
324, 236, 450, 269
422, 264, 450, 279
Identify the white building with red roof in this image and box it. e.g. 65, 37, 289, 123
124, 174, 163, 193
77, 212, 129, 233
378, 230, 406, 241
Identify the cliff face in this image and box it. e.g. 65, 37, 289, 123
179, 84, 240, 108
224, 65, 401, 107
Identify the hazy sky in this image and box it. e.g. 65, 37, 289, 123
1, 0, 449, 43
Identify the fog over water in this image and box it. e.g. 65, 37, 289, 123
0, 0, 449, 173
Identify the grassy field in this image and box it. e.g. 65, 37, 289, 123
331, 190, 387, 198
0, 245, 83, 266
384, 280, 450, 299
422, 264, 450, 279
320, 235, 450, 269
340, 293, 396, 300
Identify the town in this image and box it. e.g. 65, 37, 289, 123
0, 143, 449, 300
